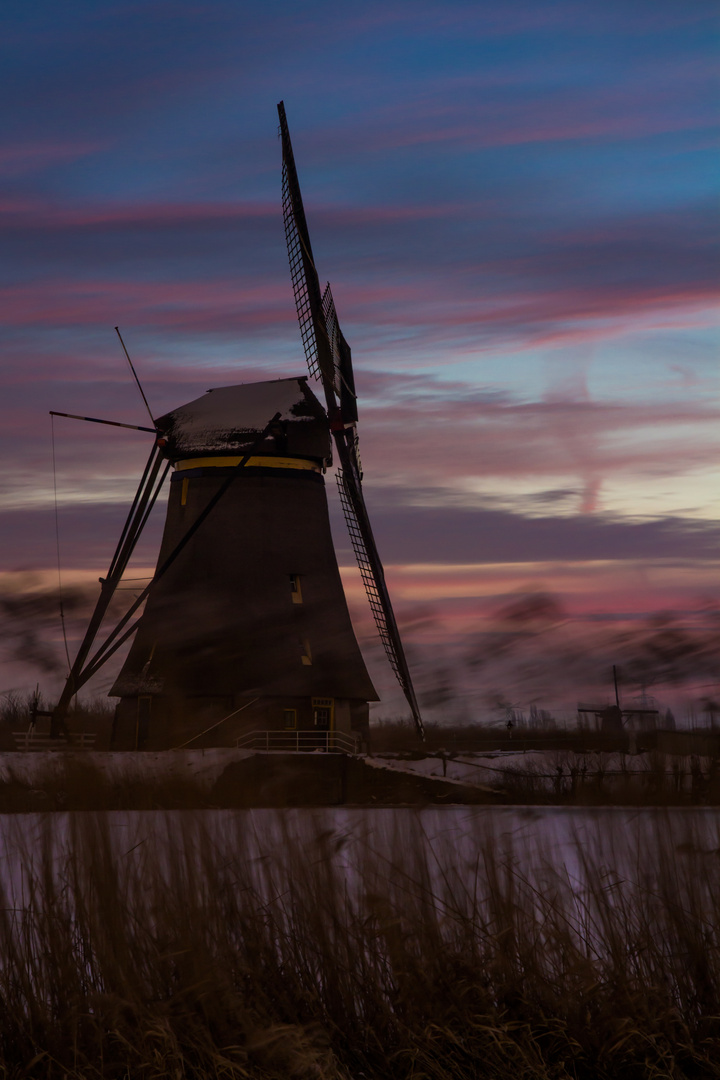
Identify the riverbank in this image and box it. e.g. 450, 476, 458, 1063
1, 745, 720, 809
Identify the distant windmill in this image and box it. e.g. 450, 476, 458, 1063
50, 102, 423, 749
577, 666, 658, 733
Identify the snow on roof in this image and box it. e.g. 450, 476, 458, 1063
156, 376, 330, 460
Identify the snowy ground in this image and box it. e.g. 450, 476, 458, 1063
364, 748, 717, 795
0, 745, 715, 803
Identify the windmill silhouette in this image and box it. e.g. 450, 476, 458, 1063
577, 666, 658, 733
50, 102, 423, 750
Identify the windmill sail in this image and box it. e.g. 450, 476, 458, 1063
280, 108, 334, 394
335, 460, 422, 731
278, 100, 424, 736
321, 283, 358, 423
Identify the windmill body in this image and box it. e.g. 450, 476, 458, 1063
110, 377, 377, 749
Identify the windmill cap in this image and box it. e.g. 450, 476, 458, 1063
155, 376, 331, 464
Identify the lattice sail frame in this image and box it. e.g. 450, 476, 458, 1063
321, 282, 356, 412
278, 101, 423, 736
335, 472, 394, 675
282, 160, 321, 382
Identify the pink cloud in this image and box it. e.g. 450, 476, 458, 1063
350, 386, 719, 514
0, 140, 107, 176
0, 278, 294, 332
353, 559, 720, 624
374, 108, 714, 152
344, 281, 717, 332
0, 272, 713, 357
315, 70, 717, 157
2, 335, 716, 532
0, 195, 490, 232
0, 199, 279, 229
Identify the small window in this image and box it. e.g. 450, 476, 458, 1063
283, 708, 297, 730
181, 477, 189, 506
289, 574, 303, 603
300, 637, 312, 666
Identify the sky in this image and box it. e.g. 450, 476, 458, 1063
0, 0, 717, 720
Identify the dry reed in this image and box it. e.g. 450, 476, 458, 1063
0, 809, 718, 1078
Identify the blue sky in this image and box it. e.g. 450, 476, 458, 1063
0, 0, 717, 708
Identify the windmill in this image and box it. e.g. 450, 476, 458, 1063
49, 102, 423, 750
577, 666, 658, 733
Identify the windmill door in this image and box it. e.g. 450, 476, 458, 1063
136, 696, 152, 749
312, 697, 334, 731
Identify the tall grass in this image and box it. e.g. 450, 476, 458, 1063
0, 810, 718, 1077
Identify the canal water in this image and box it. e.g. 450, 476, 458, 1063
1, 806, 718, 912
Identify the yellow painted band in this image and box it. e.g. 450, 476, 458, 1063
176, 455, 321, 472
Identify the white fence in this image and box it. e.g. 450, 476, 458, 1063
235, 729, 360, 754
11, 731, 97, 751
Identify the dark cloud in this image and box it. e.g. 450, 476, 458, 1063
341, 502, 720, 565
0, 572, 94, 677
0, 505, 166, 571
1, 498, 713, 572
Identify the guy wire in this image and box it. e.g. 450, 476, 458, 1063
114, 326, 155, 427
51, 413, 72, 672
